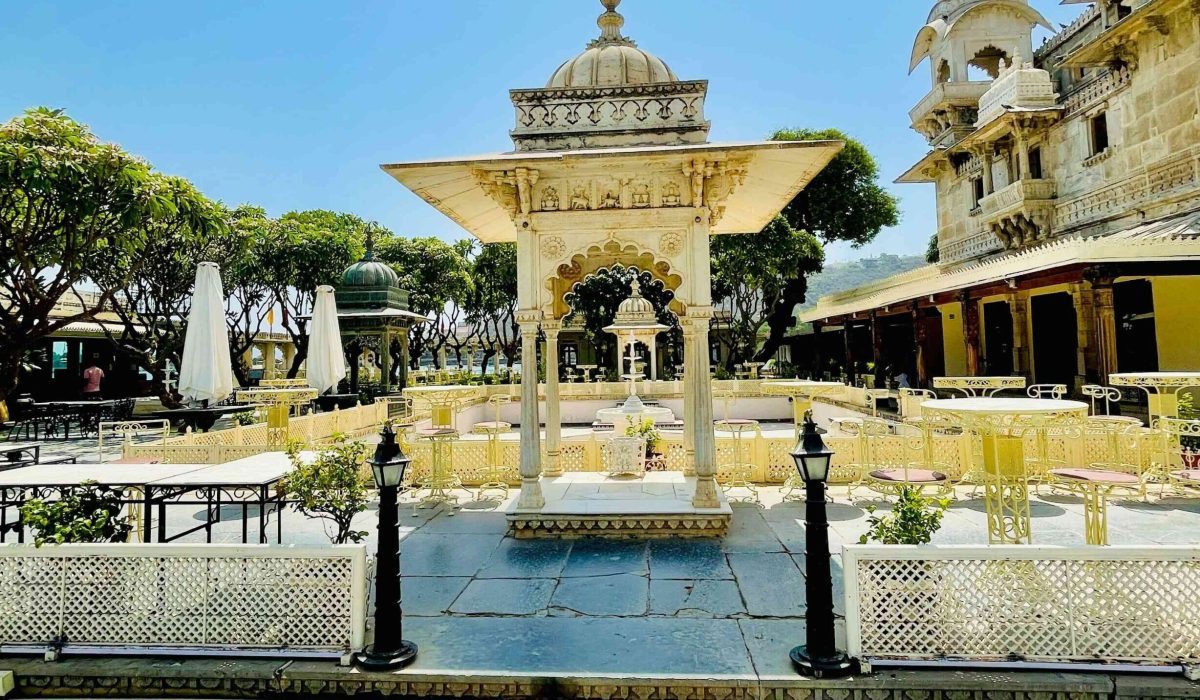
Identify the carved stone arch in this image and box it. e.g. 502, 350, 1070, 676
543, 237, 685, 319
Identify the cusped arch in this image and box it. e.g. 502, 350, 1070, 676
544, 238, 685, 319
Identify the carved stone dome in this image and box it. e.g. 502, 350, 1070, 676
546, 0, 678, 88
613, 280, 658, 324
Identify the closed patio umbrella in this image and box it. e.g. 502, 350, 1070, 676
307, 285, 347, 395
178, 262, 235, 405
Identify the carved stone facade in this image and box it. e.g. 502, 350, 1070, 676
902, 0, 1200, 265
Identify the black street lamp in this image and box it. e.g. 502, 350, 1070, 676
788, 411, 856, 679
356, 422, 418, 670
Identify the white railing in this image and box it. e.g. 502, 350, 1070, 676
843, 545, 1200, 668
0, 544, 367, 660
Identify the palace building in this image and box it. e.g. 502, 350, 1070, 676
800, 0, 1200, 392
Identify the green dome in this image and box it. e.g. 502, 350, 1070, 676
340, 253, 399, 289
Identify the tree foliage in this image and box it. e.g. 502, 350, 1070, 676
284, 435, 371, 545
0, 108, 221, 401
563, 265, 680, 373
724, 127, 901, 364
467, 243, 520, 372
20, 480, 132, 546
376, 234, 473, 371
261, 210, 366, 377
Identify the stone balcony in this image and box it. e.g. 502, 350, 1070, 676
908, 81, 989, 147
979, 178, 1057, 250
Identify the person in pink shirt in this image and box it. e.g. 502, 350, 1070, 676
82, 356, 105, 399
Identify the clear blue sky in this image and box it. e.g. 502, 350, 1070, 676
1, 1, 1083, 263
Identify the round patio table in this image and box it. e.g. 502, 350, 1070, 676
1109, 372, 1200, 421
404, 385, 481, 431
923, 397, 1088, 544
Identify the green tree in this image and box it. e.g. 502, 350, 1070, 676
563, 265, 680, 373
0, 108, 220, 404
223, 206, 277, 385
465, 243, 519, 375
104, 187, 238, 406
375, 235, 474, 373
744, 128, 901, 363
262, 210, 367, 377
711, 216, 823, 369
926, 233, 940, 264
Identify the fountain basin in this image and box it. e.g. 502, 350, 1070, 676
596, 405, 677, 433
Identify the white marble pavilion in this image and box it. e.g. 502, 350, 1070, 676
383, 0, 842, 536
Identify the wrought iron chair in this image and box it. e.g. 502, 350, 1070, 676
898, 388, 936, 418
1046, 416, 1149, 544
1081, 384, 1123, 416
715, 418, 760, 502
863, 416, 954, 500
833, 417, 894, 500
1026, 384, 1068, 400
1150, 418, 1200, 497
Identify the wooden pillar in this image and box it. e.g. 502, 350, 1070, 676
1070, 283, 1095, 391
912, 303, 929, 388
1008, 291, 1030, 379
812, 321, 824, 379
870, 312, 886, 388
1092, 283, 1119, 382
843, 322, 857, 385
960, 292, 982, 376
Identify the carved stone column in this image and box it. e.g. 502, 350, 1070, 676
687, 308, 719, 508
543, 320, 562, 478
912, 303, 931, 388
681, 329, 695, 474
515, 311, 544, 511
1092, 284, 1119, 382
398, 328, 410, 391
1008, 291, 1030, 378
960, 292, 982, 376
981, 149, 995, 195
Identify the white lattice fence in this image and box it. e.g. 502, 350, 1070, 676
0, 544, 367, 659
844, 545, 1200, 667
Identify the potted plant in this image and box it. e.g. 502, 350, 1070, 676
858, 486, 949, 545
625, 417, 664, 470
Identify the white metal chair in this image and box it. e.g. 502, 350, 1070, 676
606, 436, 647, 478
1082, 384, 1123, 415
1027, 384, 1067, 400
97, 419, 170, 462
898, 388, 936, 418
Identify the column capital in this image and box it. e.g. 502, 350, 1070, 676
684, 305, 715, 320
516, 309, 543, 327
541, 319, 562, 336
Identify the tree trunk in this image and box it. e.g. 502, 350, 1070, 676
755, 277, 808, 363
287, 345, 307, 379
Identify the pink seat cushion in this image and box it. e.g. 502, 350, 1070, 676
869, 468, 948, 484
1050, 468, 1139, 484
1171, 470, 1200, 482
110, 457, 161, 464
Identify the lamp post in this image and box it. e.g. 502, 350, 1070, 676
356, 422, 418, 670
789, 411, 856, 678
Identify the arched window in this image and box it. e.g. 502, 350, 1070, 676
967, 45, 1009, 80
936, 59, 951, 84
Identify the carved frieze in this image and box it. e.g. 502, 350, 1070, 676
659, 231, 684, 257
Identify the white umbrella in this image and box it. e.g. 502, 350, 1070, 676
306, 285, 347, 395
178, 262, 235, 405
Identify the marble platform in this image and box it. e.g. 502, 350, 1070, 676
507, 472, 733, 538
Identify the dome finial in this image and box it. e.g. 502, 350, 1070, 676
363, 223, 378, 261
629, 277, 642, 296
594, 0, 632, 46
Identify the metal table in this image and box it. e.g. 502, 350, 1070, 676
2, 442, 40, 467
1109, 372, 1200, 420
153, 404, 259, 432
0, 453, 301, 544
923, 397, 1088, 544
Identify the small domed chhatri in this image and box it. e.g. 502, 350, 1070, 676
547, 0, 677, 88
612, 279, 659, 324
340, 238, 399, 289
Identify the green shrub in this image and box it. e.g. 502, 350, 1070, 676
858, 487, 949, 545
20, 481, 132, 546
624, 417, 661, 458
284, 434, 371, 544
231, 410, 257, 426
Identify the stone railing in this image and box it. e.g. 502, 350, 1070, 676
843, 545, 1200, 669
976, 60, 1058, 127
510, 81, 708, 148
124, 403, 389, 464
0, 544, 367, 661
980, 179, 1056, 219
939, 228, 1003, 264
1062, 66, 1132, 118
1055, 147, 1200, 231
908, 81, 989, 126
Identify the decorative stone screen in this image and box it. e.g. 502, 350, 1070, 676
844, 545, 1200, 667
0, 544, 367, 659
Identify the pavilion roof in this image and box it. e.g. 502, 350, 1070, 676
380, 140, 842, 243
